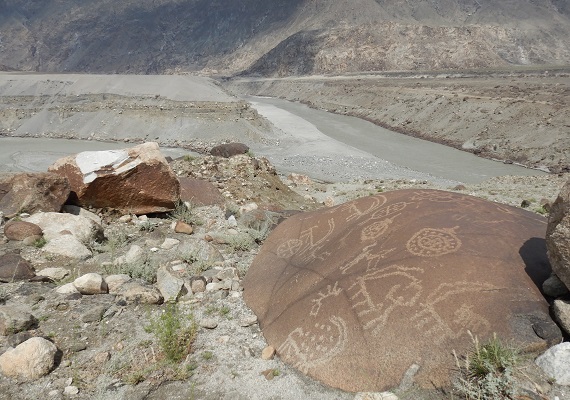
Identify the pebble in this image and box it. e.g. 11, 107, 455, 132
199, 318, 218, 329
239, 315, 258, 327
64, 385, 79, 395
261, 346, 276, 360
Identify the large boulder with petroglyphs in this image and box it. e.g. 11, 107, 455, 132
48, 142, 179, 215
243, 189, 559, 392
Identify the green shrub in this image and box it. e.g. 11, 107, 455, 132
169, 201, 203, 226
102, 255, 158, 284
453, 332, 518, 399
145, 304, 197, 363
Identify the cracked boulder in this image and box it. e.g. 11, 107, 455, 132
48, 142, 180, 215
244, 189, 558, 392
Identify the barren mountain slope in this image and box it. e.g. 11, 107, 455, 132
0, 0, 569, 75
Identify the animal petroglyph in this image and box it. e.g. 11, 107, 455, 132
337, 195, 387, 223
310, 282, 343, 317
411, 282, 496, 344
347, 265, 424, 336
277, 316, 348, 373
406, 227, 462, 257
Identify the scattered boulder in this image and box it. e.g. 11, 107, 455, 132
23, 212, 102, 244
177, 238, 224, 266
36, 267, 70, 282
546, 179, 570, 289
114, 245, 144, 266
48, 142, 180, 215
178, 177, 225, 206
4, 221, 43, 241
543, 274, 569, 298
62, 205, 102, 226
156, 265, 186, 302
0, 306, 37, 336
536, 342, 570, 385
73, 273, 108, 295
0, 172, 70, 218
56, 283, 80, 295
244, 189, 557, 392
0, 253, 35, 282
105, 274, 132, 294
174, 221, 193, 235
0, 337, 58, 381
210, 143, 249, 158
42, 235, 92, 260
117, 281, 163, 304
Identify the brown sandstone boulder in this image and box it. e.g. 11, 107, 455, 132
4, 221, 43, 241
0, 172, 70, 218
48, 142, 180, 215
178, 177, 224, 206
546, 179, 570, 290
210, 143, 249, 158
243, 189, 558, 392
0, 254, 36, 282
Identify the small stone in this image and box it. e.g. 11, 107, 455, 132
261, 346, 275, 360
261, 369, 278, 380
199, 318, 218, 329
227, 215, 238, 227
156, 265, 186, 302
190, 277, 207, 293
22, 235, 43, 246
160, 238, 180, 250
0, 306, 37, 336
231, 280, 242, 292
536, 342, 570, 385
239, 315, 258, 327
81, 305, 108, 323
206, 282, 222, 291
150, 247, 159, 252
105, 274, 131, 294
43, 235, 92, 260
216, 267, 238, 281
93, 351, 111, 364
64, 386, 79, 395
48, 390, 59, 397
543, 274, 569, 298
119, 215, 132, 223
552, 299, 570, 336
174, 221, 193, 235
56, 283, 80, 295
117, 281, 163, 304
73, 273, 108, 295
354, 392, 399, 400
37, 267, 70, 281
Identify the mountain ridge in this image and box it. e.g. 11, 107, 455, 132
1, 0, 569, 75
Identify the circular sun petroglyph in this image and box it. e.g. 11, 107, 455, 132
406, 227, 462, 257
360, 218, 393, 241
276, 239, 303, 258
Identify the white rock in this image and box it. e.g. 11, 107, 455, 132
36, 267, 70, 281
354, 392, 399, 400
535, 342, 570, 385
62, 205, 102, 226
23, 212, 102, 244
64, 386, 79, 395
0, 337, 58, 381
42, 235, 92, 260
119, 215, 132, 223
56, 283, 80, 295
105, 274, 131, 294
227, 215, 238, 227
73, 273, 108, 295
114, 244, 144, 265
160, 238, 180, 250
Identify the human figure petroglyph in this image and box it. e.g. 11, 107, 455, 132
277, 316, 348, 373
310, 282, 343, 317
411, 191, 477, 206
406, 227, 462, 257
410, 282, 495, 344
276, 218, 336, 262
347, 265, 424, 336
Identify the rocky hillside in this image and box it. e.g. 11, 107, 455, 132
1, 0, 569, 75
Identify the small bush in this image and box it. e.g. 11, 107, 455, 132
224, 232, 255, 252
103, 256, 158, 284
453, 332, 518, 399
145, 304, 197, 363
33, 237, 47, 248
169, 201, 203, 226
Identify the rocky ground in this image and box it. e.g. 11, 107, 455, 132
1, 150, 569, 400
